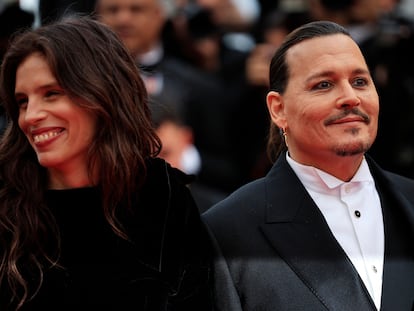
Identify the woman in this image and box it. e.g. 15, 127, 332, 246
0, 16, 211, 310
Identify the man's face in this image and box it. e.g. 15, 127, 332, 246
268, 34, 379, 168
96, 0, 165, 57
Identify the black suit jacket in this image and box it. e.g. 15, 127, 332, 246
202, 154, 414, 310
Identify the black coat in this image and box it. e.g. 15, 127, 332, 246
1, 158, 212, 310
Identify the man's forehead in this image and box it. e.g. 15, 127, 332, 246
286, 34, 364, 68
288, 34, 352, 55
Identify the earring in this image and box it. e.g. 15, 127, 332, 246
282, 128, 287, 138
282, 128, 288, 147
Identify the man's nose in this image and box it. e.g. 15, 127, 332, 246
115, 8, 134, 23
336, 84, 361, 109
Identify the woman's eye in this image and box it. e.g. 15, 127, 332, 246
44, 89, 65, 100
45, 90, 60, 97
16, 98, 28, 108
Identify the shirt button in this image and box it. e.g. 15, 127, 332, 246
354, 210, 361, 218
373, 265, 377, 273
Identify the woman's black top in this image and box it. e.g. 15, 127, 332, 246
14, 158, 212, 310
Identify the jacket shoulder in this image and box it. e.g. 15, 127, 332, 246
202, 177, 267, 225
383, 170, 414, 199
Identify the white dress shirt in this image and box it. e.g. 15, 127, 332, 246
286, 153, 384, 310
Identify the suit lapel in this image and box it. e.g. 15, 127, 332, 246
260, 156, 376, 310
367, 158, 414, 310
380, 188, 414, 310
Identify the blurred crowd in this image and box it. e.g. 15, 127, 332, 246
2, 0, 414, 211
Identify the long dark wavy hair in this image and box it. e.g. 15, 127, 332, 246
266, 20, 350, 162
0, 16, 161, 309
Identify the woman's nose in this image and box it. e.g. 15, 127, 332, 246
21, 100, 47, 124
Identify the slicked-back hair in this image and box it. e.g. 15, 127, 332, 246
266, 20, 351, 162
0, 16, 161, 309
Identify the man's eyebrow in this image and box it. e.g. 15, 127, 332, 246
305, 71, 336, 83
305, 68, 371, 83
352, 68, 371, 76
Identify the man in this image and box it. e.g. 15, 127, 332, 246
202, 21, 414, 310
95, 0, 251, 197
95, 0, 166, 61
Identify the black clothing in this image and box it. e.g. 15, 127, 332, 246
363, 16, 414, 178
2, 158, 212, 310
202, 154, 414, 310
0, 3, 34, 63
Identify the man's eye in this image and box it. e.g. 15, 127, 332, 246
314, 81, 332, 90
131, 5, 144, 14
104, 6, 119, 14
353, 78, 368, 87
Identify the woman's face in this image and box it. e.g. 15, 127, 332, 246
15, 52, 97, 184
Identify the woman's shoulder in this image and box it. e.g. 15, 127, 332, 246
145, 157, 195, 187
127, 157, 206, 274
131, 157, 198, 223
142, 157, 196, 204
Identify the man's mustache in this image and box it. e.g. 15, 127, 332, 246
324, 108, 370, 126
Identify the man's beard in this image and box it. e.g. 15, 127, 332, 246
333, 140, 372, 157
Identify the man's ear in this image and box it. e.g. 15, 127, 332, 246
266, 91, 287, 129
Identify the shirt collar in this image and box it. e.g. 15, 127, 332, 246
137, 43, 164, 67
285, 152, 374, 192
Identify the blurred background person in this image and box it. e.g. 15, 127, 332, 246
186, 0, 261, 54
151, 103, 228, 212
153, 107, 201, 177
95, 0, 254, 202
172, 6, 268, 186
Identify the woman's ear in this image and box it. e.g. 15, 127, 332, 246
266, 91, 287, 129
